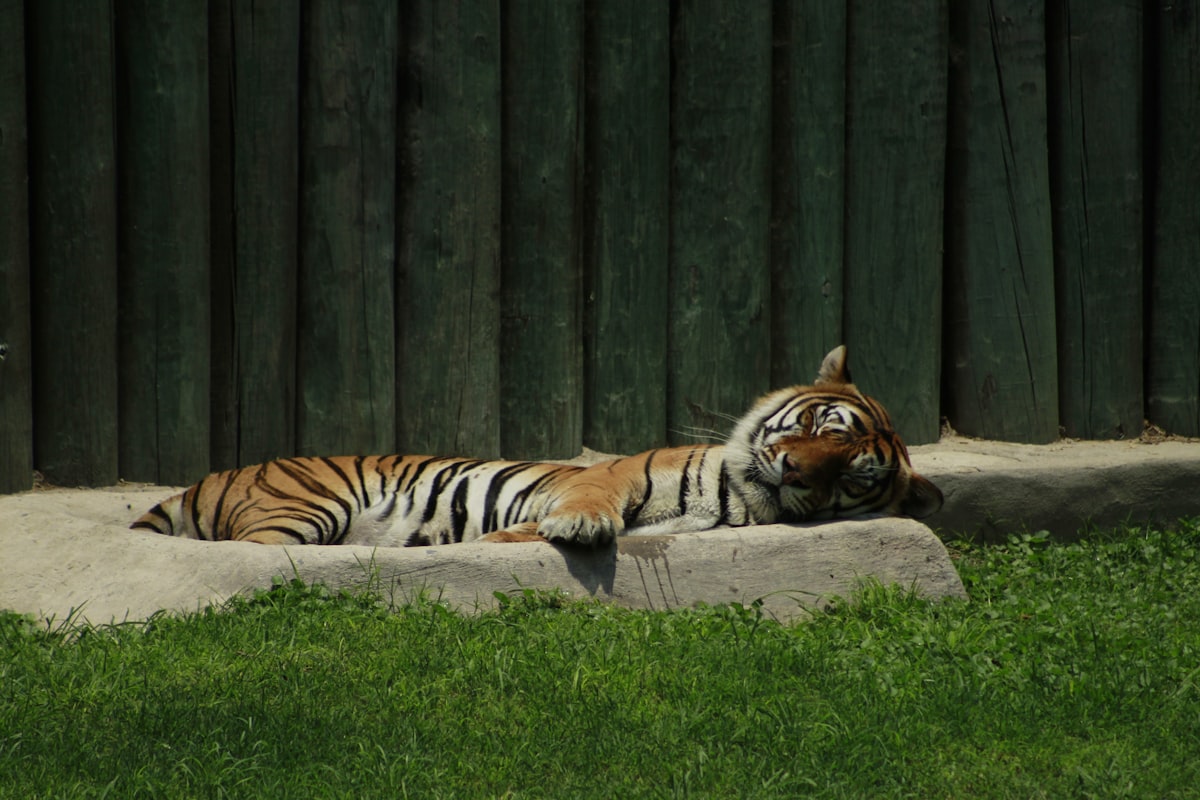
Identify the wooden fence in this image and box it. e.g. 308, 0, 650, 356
0, 0, 1197, 494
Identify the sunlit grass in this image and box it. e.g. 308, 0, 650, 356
3, 520, 1199, 798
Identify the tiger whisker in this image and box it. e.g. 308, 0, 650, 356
676, 423, 728, 435
668, 427, 726, 444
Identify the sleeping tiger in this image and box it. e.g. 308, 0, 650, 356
131, 346, 942, 547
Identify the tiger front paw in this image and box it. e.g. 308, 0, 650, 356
537, 510, 623, 547
480, 523, 549, 544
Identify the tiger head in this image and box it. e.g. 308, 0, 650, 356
727, 346, 943, 522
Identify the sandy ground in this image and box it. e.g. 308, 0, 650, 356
2, 437, 1198, 626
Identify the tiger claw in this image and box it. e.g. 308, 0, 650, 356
537, 511, 621, 546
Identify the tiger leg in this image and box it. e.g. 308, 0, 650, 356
240, 531, 306, 545
479, 523, 548, 544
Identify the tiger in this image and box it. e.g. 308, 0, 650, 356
130, 346, 942, 547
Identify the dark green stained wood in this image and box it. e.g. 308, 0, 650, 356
210, 2, 300, 467
298, 0, 397, 457
943, 0, 1058, 443
1147, 2, 1200, 436
843, 0, 947, 444
0, 0, 31, 493
582, 0, 669, 454
669, 0, 772, 443
770, 1, 845, 386
208, 0, 237, 471
500, 0, 584, 460
26, 1, 120, 487
115, 0, 211, 485
397, 0, 502, 458
1048, 2, 1143, 440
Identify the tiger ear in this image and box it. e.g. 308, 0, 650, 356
816, 345, 852, 385
900, 473, 943, 519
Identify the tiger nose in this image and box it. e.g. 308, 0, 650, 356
781, 454, 807, 487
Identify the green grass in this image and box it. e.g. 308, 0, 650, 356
3, 521, 1200, 799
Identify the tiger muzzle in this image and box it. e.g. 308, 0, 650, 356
779, 445, 847, 491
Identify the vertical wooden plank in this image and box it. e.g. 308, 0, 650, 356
0, 0, 32, 493
397, 0, 502, 458
208, 0, 237, 471
943, 0, 1058, 443
115, 0, 211, 484
582, 0, 670, 454
1047, 1, 1143, 439
500, 0, 584, 459
669, 0, 772, 442
298, 0, 397, 456
844, 0, 948, 444
212, 2, 300, 466
770, 1, 845, 386
1146, 1, 1200, 436
27, 0, 120, 486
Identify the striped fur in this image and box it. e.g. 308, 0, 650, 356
130, 346, 942, 547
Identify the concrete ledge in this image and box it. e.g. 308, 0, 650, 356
6, 436, 1199, 625
1, 486, 962, 625
912, 438, 1200, 540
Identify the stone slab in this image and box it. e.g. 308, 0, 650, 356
912, 437, 1200, 540
5, 436, 1199, 626
0, 485, 962, 625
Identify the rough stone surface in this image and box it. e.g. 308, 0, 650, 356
912, 437, 1200, 540
0, 485, 961, 625
3, 436, 1198, 625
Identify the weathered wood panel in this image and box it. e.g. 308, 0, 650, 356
210, 2, 301, 467
770, 1, 846, 386
669, 0, 772, 442
582, 0, 670, 454
27, 0, 120, 486
115, 0, 212, 485
1147, 1, 1200, 436
944, 0, 1059, 443
298, 0, 397, 457
397, 0, 502, 458
844, 0, 948, 445
1048, 1, 1144, 439
208, 0, 237, 471
0, 0, 32, 493
500, 0, 585, 459
6, 3, 1200, 496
